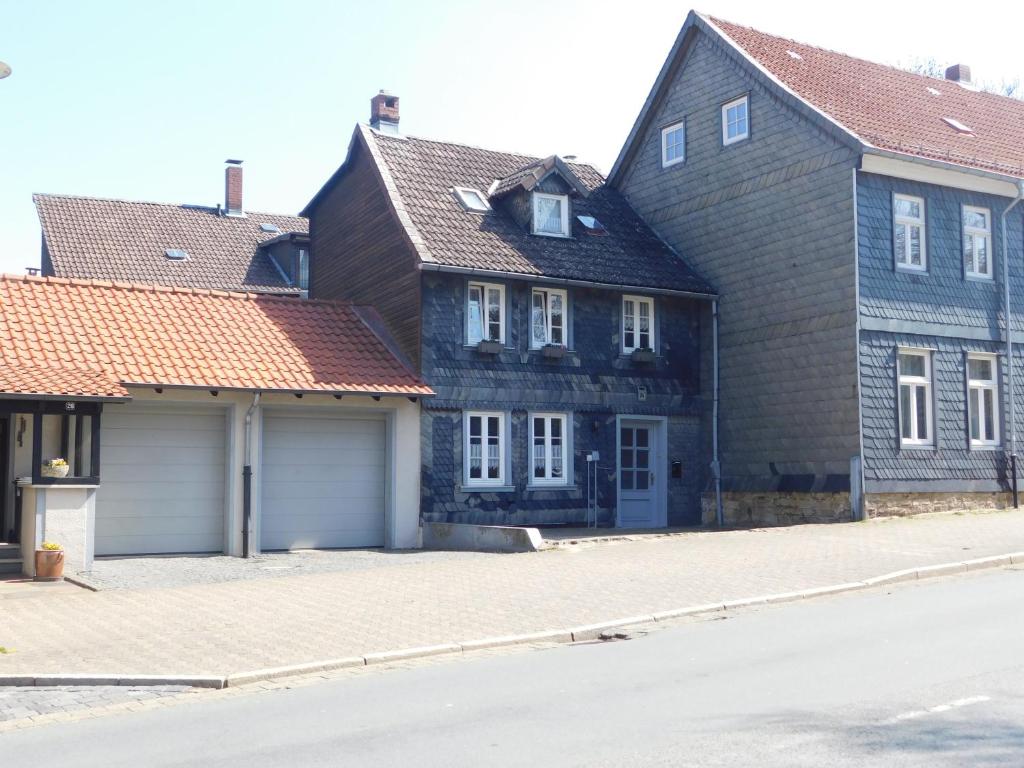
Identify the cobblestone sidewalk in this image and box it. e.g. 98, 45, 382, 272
1, 510, 1022, 683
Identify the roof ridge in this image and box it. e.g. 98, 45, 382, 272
33, 192, 307, 220
0, 273, 347, 308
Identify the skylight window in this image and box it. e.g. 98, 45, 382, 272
927, 87, 942, 96
259, 223, 281, 233
453, 187, 491, 212
164, 248, 188, 261
942, 117, 974, 134
577, 215, 607, 234
786, 50, 803, 60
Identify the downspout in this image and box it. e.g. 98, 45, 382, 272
712, 299, 723, 526
243, 392, 261, 557
1002, 182, 1024, 508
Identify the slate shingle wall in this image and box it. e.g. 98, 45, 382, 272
616, 30, 860, 490
419, 272, 706, 525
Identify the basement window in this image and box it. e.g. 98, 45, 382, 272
453, 187, 491, 212
164, 248, 188, 261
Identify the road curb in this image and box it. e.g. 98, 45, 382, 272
3, 549, 1022, 689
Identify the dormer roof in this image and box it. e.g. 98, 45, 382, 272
489, 155, 591, 200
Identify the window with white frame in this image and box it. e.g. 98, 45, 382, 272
467, 282, 505, 344
721, 95, 749, 145
967, 354, 999, 446
898, 350, 933, 447
622, 295, 655, 353
453, 186, 491, 212
963, 206, 992, 279
532, 192, 569, 237
893, 194, 926, 271
661, 121, 685, 167
530, 287, 567, 348
530, 413, 569, 485
465, 412, 505, 486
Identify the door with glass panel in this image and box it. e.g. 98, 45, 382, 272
619, 421, 658, 527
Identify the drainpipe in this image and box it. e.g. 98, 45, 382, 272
243, 392, 261, 557
1002, 183, 1024, 508
712, 300, 723, 526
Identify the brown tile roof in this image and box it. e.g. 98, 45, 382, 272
707, 16, 1024, 177
0, 275, 432, 398
356, 128, 713, 294
34, 194, 309, 293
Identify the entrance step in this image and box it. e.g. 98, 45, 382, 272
0, 544, 23, 574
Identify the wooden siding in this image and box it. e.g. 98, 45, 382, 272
309, 138, 423, 370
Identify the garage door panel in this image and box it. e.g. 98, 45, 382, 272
96, 407, 226, 555
261, 413, 386, 551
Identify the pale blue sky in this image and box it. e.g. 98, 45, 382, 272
2, 0, 1022, 275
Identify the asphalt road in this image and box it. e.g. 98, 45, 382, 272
5, 567, 1024, 766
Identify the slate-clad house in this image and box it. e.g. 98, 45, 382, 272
610, 11, 1024, 521
304, 93, 717, 527
35, 160, 310, 295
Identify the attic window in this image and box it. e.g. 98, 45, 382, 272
260, 223, 281, 233
786, 50, 803, 60
577, 215, 607, 235
533, 192, 569, 237
453, 187, 491, 212
164, 248, 188, 261
942, 117, 974, 134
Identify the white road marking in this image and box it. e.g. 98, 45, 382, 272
881, 695, 990, 725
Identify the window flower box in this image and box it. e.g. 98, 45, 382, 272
541, 344, 567, 359
40, 458, 69, 479
476, 340, 503, 355
630, 347, 656, 364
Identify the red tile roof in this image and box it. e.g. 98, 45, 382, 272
34, 194, 308, 292
0, 275, 432, 399
708, 16, 1024, 177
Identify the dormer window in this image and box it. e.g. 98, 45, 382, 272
532, 192, 569, 237
454, 187, 490, 212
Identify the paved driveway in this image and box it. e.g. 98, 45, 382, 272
1, 511, 1023, 678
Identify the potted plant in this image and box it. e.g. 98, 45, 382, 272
40, 458, 69, 478
477, 338, 503, 355
631, 347, 656, 364
541, 343, 567, 359
35, 541, 64, 581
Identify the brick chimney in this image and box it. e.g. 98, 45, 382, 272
370, 91, 400, 134
225, 159, 243, 216
945, 64, 972, 84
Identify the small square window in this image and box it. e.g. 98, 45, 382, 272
722, 96, 749, 145
533, 193, 569, 237
453, 187, 490, 212
661, 121, 685, 167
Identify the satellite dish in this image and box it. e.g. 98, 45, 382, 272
0, 61, 10, 80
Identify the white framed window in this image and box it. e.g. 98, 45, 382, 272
967, 354, 999, 447
532, 192, 570, 237
893, 194, 926, 271
963, 206, 992, 279
453, 186, 490, 212
722, 95, 749, 145
467, 282, 505, 344
464, 411, 506, 486
897, 349, 933, 447
622, 295, 655, 353
530, 413, 569, 485
661, 121, 685, 167
530, 287, 567, 348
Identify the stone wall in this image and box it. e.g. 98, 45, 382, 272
701, 491, 853, 527
865, 492, 1012, 517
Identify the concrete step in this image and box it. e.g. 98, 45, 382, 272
0, 559, 23, 574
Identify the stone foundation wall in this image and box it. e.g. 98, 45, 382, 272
865, 492, 1012, 518
701, 491, 853, 527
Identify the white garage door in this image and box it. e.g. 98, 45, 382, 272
96, 406, 227, 555
261, 412, 386, 551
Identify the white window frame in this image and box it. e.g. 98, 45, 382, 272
464, 411, 506, 487
530, 287, 568, 349
893, 194, 926, 272
466, 282, 505, 345
529, 412, 571, 486
721, 95, 749, 145
532, 192, 570, 238
661, 121, 685, 167
967, 353, 1000, 447
963, 205, 993, 279
897, 348, 934, 448
622, 295, 656, 354
453, 186, 490, 212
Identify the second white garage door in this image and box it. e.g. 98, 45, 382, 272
96, 406, 227, 556
260, 412, 387, 551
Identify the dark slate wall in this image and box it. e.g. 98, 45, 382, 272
615, 28, 860, 492
419, 272, 706, 525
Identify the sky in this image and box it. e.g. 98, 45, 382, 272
1, 0, 1023, 276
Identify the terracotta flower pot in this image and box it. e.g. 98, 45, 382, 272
35, 549, 65, 581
